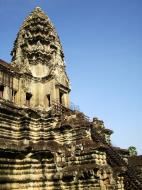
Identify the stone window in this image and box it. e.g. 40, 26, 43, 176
0, 85, 4, 98
47, 94, 51, 107
59, 91, 64, 105
12, 90, 17, 103
26, 92, 32, 107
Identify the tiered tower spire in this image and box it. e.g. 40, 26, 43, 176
10, 7, 70, 109
11, 7, 66, 78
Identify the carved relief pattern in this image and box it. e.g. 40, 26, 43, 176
11, 7, 65, 74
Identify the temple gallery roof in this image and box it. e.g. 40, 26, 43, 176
0, 59, 17, 72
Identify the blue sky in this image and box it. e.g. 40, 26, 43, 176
0, 0, 142, 154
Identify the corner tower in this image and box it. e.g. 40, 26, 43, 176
11, 7, 70, 110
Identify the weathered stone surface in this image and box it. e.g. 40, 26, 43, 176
0, 7, 142, 190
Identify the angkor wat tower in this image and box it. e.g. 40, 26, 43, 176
0, 7, 142, 190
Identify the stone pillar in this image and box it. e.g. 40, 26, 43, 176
3, 86, 10, 100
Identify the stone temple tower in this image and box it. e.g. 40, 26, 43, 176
11, 7, 70, 110
0, 7, 142, 190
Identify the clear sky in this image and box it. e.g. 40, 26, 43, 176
0, 0, 142, 154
